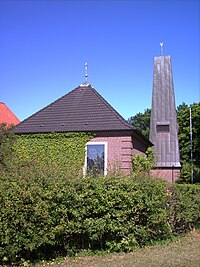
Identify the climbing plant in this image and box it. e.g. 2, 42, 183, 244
10, 132, 93, 177
132, 147, 156, 177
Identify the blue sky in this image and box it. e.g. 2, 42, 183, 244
0, 0, 199, 122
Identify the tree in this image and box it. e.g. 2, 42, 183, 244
177, 102, 200, 183
128, 108, 151, 139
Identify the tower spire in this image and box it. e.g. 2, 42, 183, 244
149, 55, 181, 182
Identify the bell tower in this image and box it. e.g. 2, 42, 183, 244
149, 55, 181, 182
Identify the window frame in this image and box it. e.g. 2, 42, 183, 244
84, 141, 108, 176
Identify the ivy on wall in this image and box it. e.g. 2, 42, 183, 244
12, 132, 94, 177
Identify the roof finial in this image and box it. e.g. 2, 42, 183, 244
160, 42, 164, 56
85, 62, 88, 82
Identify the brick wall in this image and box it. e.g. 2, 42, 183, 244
150, 168, 181, 183
89, 131, 180, 183
90, 131, 147, 174
89, 135, 132, 174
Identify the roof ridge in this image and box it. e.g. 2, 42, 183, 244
88, 85, 134, 130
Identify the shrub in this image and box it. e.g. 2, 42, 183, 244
167, 184, 200, 234
176, 162, 200, 184
66, 175, 170, 253
0, 123, 16, 173
0, 127, 199, 264
0, 172, 200, 264
132, 147, 156, 177
0, 174, 169, 263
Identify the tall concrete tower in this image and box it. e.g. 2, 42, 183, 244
149, 55, 181, 182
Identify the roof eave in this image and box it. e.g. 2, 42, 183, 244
132, 129, 153, 147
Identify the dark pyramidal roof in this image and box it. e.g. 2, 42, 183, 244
15, 83, 136, 134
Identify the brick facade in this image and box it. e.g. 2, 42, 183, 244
89, 131, 147, 174
150, 168, 180, 183
89, 131, 180, 182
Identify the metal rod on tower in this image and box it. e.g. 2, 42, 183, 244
190, 107, 194, 183
160, 42, 164, 56
85, 62, 88, 82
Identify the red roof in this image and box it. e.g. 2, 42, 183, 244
0, 102, 20, 126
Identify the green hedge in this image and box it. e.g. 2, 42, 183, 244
0, 173, 199, 264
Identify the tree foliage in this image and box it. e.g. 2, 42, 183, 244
128, 108, 151, 139
176, 102, 200, 183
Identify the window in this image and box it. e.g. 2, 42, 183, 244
156, 124, 170, 133
85, 142, 107, 176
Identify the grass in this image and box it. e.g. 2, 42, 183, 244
37, 230, 200, 267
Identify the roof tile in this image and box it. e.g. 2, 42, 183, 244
14, 84, 134, 134
0, 102, 20, 126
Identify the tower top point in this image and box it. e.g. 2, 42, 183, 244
160, 42, 164, 56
